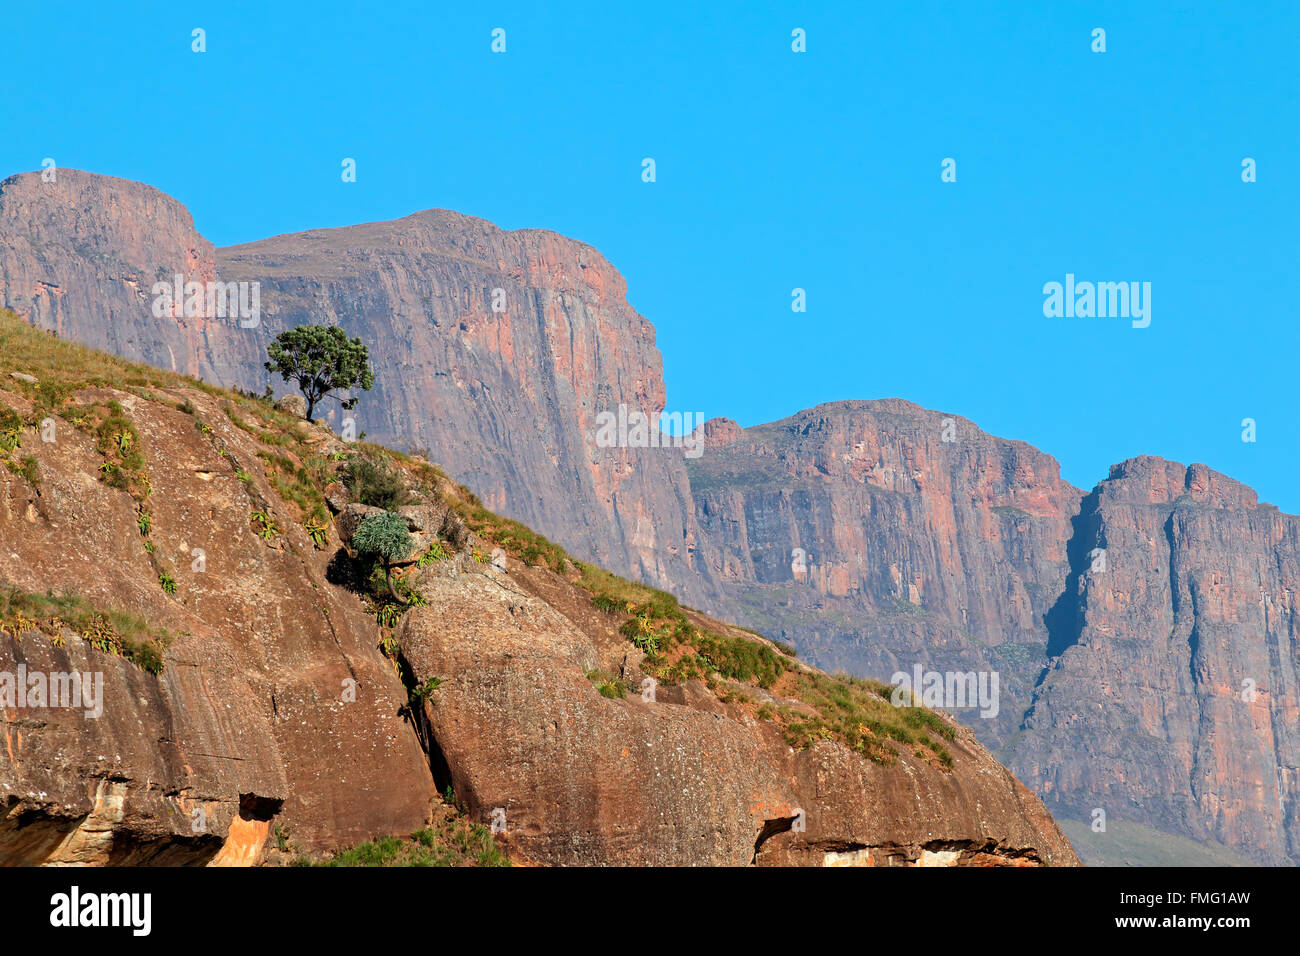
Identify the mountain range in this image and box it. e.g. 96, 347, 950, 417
2, 168, 1295, 866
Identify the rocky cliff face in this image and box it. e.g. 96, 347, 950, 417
688, 412, 1300, 865
687, 400, 1083, 752
395, 556, 1074, 866
1008, 457, 1300, 864
0, 311, 1075, 865
0, 169, 716, 607
0, 170, 265, 384
3, 168, 1295, 866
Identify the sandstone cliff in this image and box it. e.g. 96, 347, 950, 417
687, 400, 1083, 752
687, 408, 1300, 865
3, 168, 1294, 866
1008, 456, 1300, 865
0, 309, 1076, 866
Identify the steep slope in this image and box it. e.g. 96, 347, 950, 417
1008, 457, 1300, 865
0, 169, 715, 607
4, 168, 1295, 866
0, 324, 432, 862
0, 309, 1077, 866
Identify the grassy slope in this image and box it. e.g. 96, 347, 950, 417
1059, 818, 1256, 867
0, 308, 965, 778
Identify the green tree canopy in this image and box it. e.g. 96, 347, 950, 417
264, 325, 374, 420
353, 511, 414, 600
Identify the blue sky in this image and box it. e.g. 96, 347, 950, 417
2, 1, 1297, 508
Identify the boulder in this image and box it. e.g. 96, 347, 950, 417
335, 502, 387, 548
397, 565, 1079, 867
438, 509, 478, 554
397, 502, 448, 533
323, 481, 353, 514
274, 393, 308, 418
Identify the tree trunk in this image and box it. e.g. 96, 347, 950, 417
383, 563, 402, 601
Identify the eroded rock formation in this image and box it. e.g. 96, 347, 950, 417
3, 168, 1294, 865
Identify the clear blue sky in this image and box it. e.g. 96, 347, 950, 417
3, 1, 1297, 508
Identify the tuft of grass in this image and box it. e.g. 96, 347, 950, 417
251, 510, 280, 541
4, 454, 40, 489
586, 669, 627, 699
411, 676, 442, 705
416, 540, 450, 565
0, 408, 22, 452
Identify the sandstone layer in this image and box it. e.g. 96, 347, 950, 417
396, 557, 1075, 866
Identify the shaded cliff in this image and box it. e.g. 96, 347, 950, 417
1008, 457, 1300, 865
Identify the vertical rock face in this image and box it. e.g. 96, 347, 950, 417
216, 214, 715, 604
1008, 457, 1300, 864
0, 383, 433, 862
0, 170, 264, 383
687, 400, 1083, 751
5, 168, 1298, 865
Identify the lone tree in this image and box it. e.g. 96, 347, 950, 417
264, 325, 374, 420
352, 511, 414, 600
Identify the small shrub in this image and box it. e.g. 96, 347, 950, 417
586, 670, 627, 699
0, 408, 22, 452
416, 540, 449, 565
305, 516, 329, 549
340, 456, 414, 510
353, 511, 414, 600
251, 510, 280, 540
411, 676, 442, 705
